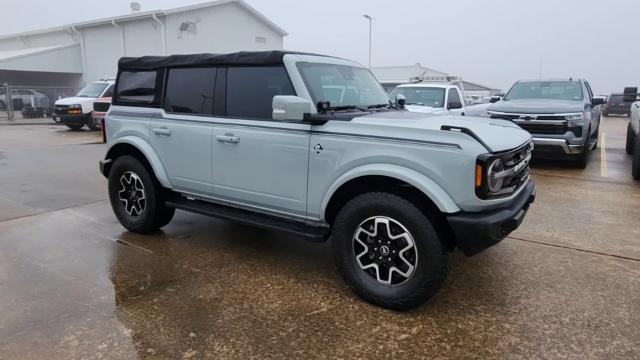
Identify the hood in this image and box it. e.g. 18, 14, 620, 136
405, 105, 448, 114
351, 111, 531, 153
54, 96, 95, 106
488, 99, 584, 114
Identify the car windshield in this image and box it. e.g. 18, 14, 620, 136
389, 87, 446, 108
297, 63, 390, 108
505, 81, 583, 101
76, 83, 108, 98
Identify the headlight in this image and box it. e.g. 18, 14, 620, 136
487, 158, 504, 193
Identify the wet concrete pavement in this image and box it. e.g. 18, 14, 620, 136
0, 119, 639, 359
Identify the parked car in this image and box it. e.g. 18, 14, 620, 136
487, 79, 605, 168
99, 51, 535, 310
603, 93, 631, 117
623, 87, 640, 180
53, 79, 114, 130
0, 88, 50, 111
388, 83, 466, 116
91, 97, 111, 132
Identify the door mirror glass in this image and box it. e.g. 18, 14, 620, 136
591, 96, 606, 106
624, 87, 638, 103
272, 96, 312, 121
448, 101, 463, 110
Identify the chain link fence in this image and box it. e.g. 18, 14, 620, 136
0, 84, 78, 122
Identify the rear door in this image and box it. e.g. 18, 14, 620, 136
149, 67, 216, 196
211, 66, 311, 217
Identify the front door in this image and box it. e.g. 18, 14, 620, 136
211, 66, 310, 217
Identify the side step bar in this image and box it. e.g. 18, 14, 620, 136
165, 194, 331, 242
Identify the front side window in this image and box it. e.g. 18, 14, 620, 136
389, 87, 446, 108
298, 63, 389, 108
116, 71, 158, 104
165, 67, 216, 115
226, 66, 295, 119
76, 83, 109, 98
505, 81, 583, 102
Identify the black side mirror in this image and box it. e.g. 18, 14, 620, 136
591, 97, 606, 106
489, 96, 502, 103
623, 87, 638, 103
448, 101, 463, 110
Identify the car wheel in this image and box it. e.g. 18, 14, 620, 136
633, 134, 640, 181
66, 123, 85, 130
86, 114, 99, 131
626, 122, 635, 155
108, 155, 174, 233
332, 192, 449, 310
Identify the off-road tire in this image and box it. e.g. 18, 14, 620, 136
632, 133, 640, 181
108, 155, 174, 233
86, 114, 99, 131
332, 192, 449, 310
626, 122, 635, 155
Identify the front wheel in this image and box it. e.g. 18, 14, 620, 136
108, 155, 175, 233
332, 192, 449, 310
626, 123, 635, 155
632, 133, 640, 180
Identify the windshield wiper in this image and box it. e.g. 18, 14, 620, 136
329, 105, 368, 112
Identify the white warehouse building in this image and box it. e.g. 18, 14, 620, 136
0, 0, 287, 88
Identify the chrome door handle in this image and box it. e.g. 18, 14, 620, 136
216, 134, 240, 144
152, 127, 172, 136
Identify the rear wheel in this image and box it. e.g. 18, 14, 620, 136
108, 155, 175, 233
626, 123, 635, 155
332, 192, 449, 310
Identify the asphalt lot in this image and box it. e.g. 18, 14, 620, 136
0, 118, 639, 359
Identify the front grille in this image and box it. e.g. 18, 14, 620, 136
516, 122, 567, 135
93, 102, 111, 112
54, 105, 69, 116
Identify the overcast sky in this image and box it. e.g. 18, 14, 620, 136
2, 0, 638, 93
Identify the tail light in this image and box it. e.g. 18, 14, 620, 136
100, 118, 106, 143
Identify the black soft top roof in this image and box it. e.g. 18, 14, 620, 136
118, 50, 332, 71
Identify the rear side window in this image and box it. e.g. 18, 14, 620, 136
226, 66, 295, 119
448, 88, 461, 104
115, 70, 160, 105
165, 67, 216, 115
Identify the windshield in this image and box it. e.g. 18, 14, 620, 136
505, 81, 583, 101
76, 83, 109, 98
297, 63, 389, 108
389, 87, 446, 108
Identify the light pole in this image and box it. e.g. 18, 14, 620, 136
363, 14, 372, 68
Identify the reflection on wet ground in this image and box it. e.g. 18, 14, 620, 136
0, 119, 639, 359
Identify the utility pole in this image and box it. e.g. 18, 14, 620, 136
363, 15, 372, 68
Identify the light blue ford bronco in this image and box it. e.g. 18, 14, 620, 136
99, 51, 535, 310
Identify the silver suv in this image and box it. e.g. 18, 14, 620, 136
99, 51, 535, 309
487, 79, 606, 168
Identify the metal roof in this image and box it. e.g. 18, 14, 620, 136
0, 0, 288, 40
0, 44, 82, 73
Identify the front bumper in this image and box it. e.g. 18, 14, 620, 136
532, 137, 583, 155
59, 113, 87, 125
447, 181, 535, 256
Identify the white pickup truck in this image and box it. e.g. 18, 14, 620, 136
388, 78, 467, 116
